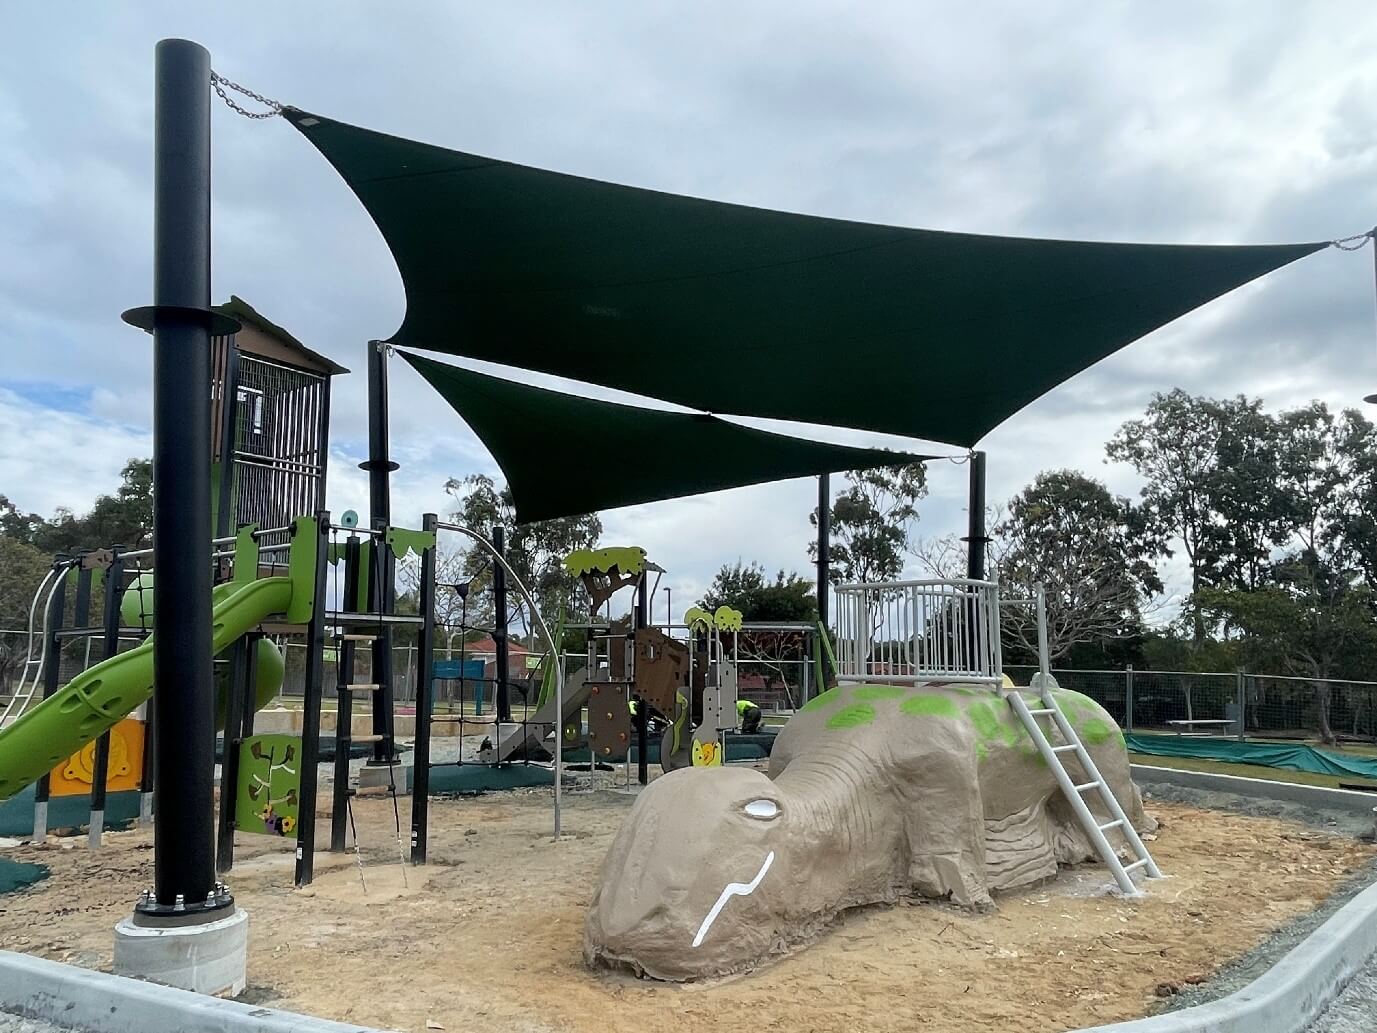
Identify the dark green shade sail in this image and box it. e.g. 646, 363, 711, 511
289, 109, 1326, 446
401, 351, 932, 523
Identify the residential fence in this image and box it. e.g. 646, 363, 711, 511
1004, 665, 1377, 744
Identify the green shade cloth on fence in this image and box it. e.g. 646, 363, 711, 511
287, 108, 1325, 446
402, 351, 931, 522
1126, 732, 1377, 782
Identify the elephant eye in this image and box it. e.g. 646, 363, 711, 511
743, 799, 779, 820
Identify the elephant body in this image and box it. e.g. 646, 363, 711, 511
585, 681, 1149, 981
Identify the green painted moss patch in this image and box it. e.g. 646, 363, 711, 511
900, 694, 959, 719
826, 703, 877, 730
1080, 718, 1117, 746
802, 688, 842, 712
853, 685, 905, 702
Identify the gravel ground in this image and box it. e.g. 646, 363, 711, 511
0, 1014, 79, 1033
1306, 964, 1377, 1033
1137, 776, 1377, 1027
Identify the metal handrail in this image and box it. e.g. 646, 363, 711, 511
435, 521, 565, 837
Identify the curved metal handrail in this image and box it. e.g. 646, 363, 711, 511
435, 522, 566, 837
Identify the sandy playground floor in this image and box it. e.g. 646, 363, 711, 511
1, 772, 1374, 1033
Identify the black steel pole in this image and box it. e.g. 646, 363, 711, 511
816, 474, 830, 628
816, 474, 832, 688
965, 450, 988, 581
330, 535, 361, 853
90, 553, 120, 847
215, 635, 248, 873
214, 338, 240, 542
634, 570, 649, 785
410, 514, 438, 863
294, 512, 330, 887
146, 38, 221, 913
361, 341, 398, 765
492, 525, 511, 723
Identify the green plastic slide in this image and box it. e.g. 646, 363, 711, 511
0, 576, 293, 802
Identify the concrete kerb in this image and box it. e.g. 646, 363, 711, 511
0, 950, 397, 1033
1131, 763, 1377, 821
1069, 876, 1377, 1033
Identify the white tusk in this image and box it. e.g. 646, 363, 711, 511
691, 851, 775, 948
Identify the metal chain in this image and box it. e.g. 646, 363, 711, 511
210, 71, 282, 119
1332, 230, 1375, 251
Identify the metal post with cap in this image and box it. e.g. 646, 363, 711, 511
115, 38, 248, 997
361, 340, 400, 766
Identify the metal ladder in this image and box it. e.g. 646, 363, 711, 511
1004, 586, 1162, 896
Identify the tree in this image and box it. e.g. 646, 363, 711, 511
5, 459, 155, 555
1205, 397, 1291, 591
1107, 390, 1230, 642
0, 537, 55, 692
995, 471, 1163, 662
699, 561, 817, 707
443, 474, 602, 635
699, 561, 817, 622
1203, 555, 1377, 745
810, 463, 927, 586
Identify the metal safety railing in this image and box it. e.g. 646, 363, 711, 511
832, 578, 1002, 685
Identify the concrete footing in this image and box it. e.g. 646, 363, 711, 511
113, 906, 249, 997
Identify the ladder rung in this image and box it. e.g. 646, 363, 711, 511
1052, 744, 1080, 754
1098, 819, 1125, 832
339, 634, 378, 642
1074, 781, 1099, 792
345, 734, 385, 743
341, 683, 382, 691
1122, 858, 1149, 873
1028, 708, 1056, 716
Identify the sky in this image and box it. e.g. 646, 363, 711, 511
2, 3, 1375, 619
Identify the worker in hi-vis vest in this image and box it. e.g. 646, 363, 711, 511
736, 697, 762, 734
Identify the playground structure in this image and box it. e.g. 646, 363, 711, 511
1, 35, 1364, 1010
586, 579, 1162, 980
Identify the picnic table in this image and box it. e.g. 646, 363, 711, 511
1167, 718, 1236, 737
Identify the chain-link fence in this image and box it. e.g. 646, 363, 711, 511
1004, 665, 1377, 744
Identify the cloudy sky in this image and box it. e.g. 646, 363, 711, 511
2, 3, 1375, 617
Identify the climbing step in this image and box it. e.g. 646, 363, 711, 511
338, 634, 378, 642
345, 734, 385, 743
340, 683, 382, 692
1006, 676, 1162, 897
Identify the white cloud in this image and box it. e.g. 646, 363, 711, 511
0, 389, 151, 517
3, 1, 1376, 622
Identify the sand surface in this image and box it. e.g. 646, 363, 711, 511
1, 777, 1373, 1033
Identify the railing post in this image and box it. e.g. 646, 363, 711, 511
1125, 664, 1134, 733
1236, 669, 1246, 742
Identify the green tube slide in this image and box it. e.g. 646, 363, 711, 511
0, 576, 293, 802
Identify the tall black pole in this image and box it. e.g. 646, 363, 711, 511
492, 525, 511, 723
410, 514, 438, 863
816, 474, 830, 628
965, 450, 987, 581
816, 473, 832, 689
361, 341, 398, 764
634, 570, 649, 785
140, 39, 223, 913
